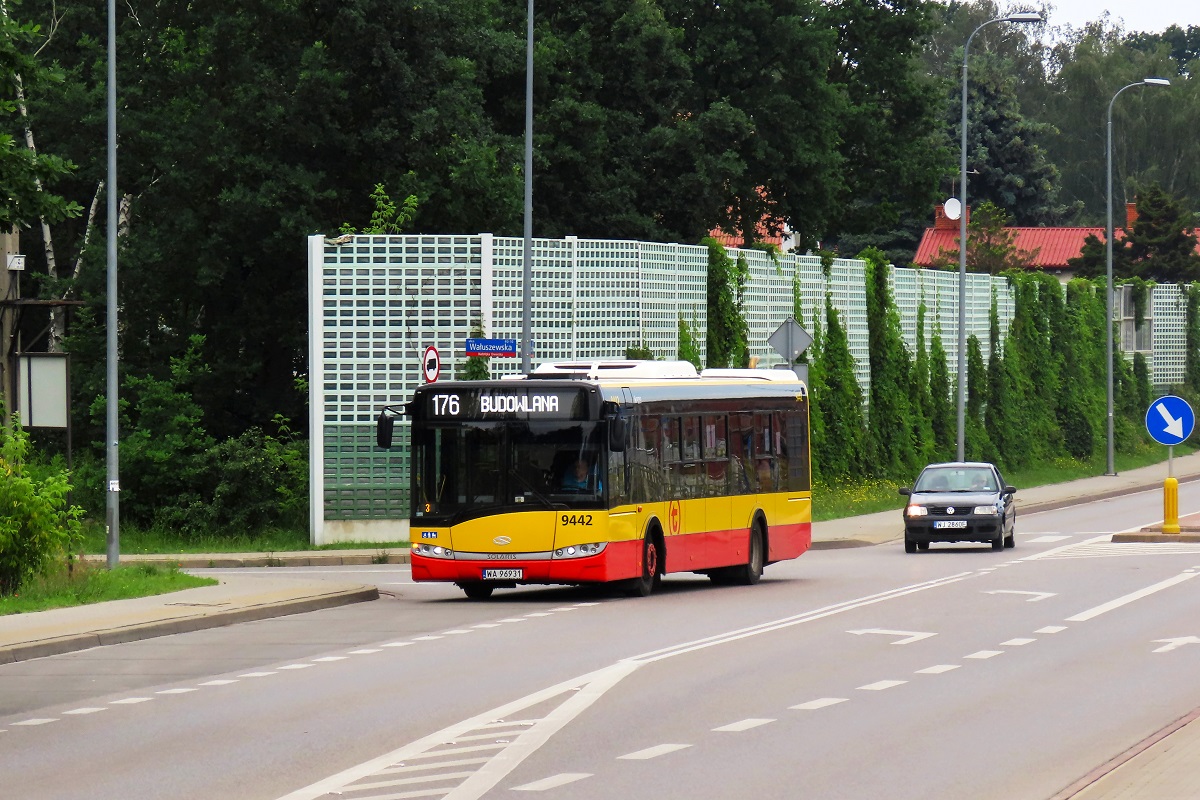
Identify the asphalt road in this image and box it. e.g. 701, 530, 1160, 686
3, 485, 1200, 800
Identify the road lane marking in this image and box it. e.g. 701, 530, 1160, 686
1152, 636, 1200, 653
1025, 535, 1070, 543
277, 664, 313, 670
110, 697, 152, 704
1066, 572, 1198, 621
847, 628, 936, 644
790, 698, 848, 710
382, 642, 414, 647
984, 590, 1056, 602
1036, 626, 1067, 634
156, 688, 199, 694
713, 718, 775, 732
1001, 638, 1036, 646
965, 650, 1002, 659
915, 665, 960, 674
618, 744, 691, 760
14, 718, 56, 726
349, 648, 383, 654
62, 707, 106, 715
312, 656, 347, 662
512, 773, 592, 791
238, 672, 276, 678
199, 679, 238, 686
858, 680, 906, 691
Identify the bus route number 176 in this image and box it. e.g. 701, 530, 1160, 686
432, 394, 460, 416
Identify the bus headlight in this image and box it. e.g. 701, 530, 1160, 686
414, 543, 455, 559
554, 542, 607, 559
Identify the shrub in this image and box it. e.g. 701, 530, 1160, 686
0, 413, 83, 595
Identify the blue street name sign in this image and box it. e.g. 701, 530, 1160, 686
1145, 395, 1195, 446
465, 338, 518, 357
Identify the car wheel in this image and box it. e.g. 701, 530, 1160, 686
991, 532, 1004, 551
917, 541, 930, 551
1004, 529, 1015, 548
905, 538, 917, 554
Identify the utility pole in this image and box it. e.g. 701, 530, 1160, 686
0, 229, 21, 415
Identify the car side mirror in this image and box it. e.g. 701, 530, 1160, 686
898, 487, 911, 496
1004, 486, 1016, 495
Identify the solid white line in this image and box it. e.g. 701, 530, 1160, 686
1066, 572, 1198, 622
790, 698, 848, 710
618, 743, 691, 760
964, 651, 1002, 659
858, 680, 906, 691
713, 718, 775, 732
915, 665, 960, 674
512, 773, 592, 791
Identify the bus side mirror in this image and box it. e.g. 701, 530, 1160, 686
608, 418, 627, 453
377, 410, 396, 449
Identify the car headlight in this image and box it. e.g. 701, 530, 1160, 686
905, 505, 928, 517
413, 543, 455, 559
554, 542, 607, 559
973, 504, 999, 515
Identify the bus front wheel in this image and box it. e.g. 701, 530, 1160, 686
627, 535, 661, 597
733, 524, 765, 586
459, 582, 494, 600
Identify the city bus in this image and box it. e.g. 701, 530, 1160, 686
376, 360, 811, 599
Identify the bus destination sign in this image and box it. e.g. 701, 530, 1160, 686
422, 387, 589, 420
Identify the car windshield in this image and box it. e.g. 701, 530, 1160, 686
915, 467, 995, 493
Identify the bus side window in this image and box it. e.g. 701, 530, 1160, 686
784, 408, 811, 491
728, 413, 753, 494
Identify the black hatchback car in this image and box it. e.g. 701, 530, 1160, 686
899, 462, 1016, 553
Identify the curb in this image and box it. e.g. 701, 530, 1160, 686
0, 585, 379, 665
83, 553, 412, 569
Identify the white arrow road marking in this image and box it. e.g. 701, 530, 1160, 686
1157, 402, 1185, 438
847, 628, 936, 644
1152, 636, 1200, 653
984, 590, 1057, 602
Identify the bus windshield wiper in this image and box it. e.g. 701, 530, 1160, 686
509, 469, 567, 510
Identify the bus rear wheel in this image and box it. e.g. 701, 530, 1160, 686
627, 535, 661, 597
459, 582, 494, 600
733, 524, 765, 585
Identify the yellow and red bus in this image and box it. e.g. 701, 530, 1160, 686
376, 360, 811, 599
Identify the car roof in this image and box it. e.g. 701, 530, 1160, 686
920, 462, 997, 470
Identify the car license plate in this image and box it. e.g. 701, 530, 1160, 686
934, 520, 967, 529
483, 568, 523, 580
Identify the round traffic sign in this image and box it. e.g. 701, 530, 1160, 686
1145, 395, 1195, 445
422, 346, 441, 383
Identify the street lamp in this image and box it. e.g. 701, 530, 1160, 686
956, 11, 1042, 462
1105, 77, 1170, 475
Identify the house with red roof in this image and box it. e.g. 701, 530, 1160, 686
911, 203, 1140, 282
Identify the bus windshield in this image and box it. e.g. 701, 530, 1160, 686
411, 420, 605, 521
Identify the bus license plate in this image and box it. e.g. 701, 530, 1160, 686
483, 568, 523, 580
934, 520, 967, 529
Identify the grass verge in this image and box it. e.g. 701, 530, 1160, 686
1, 560, 217, 616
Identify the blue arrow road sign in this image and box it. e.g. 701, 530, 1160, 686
1145, 395, 1195, 446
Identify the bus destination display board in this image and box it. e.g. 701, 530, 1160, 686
419, 387, 590, 420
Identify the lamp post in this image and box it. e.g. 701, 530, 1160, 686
521, 0, 534, 374
956, 11, 1041, 462
1106, 77, 1170, 475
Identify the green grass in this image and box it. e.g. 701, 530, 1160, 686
0, 560, 217, 615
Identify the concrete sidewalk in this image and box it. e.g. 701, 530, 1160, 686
4, 452, 1200, 799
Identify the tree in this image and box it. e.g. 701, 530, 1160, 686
928, 318, 953, 458
677, 314, 702, 371
928, 200, 1037, 274
702, 239, 749, 368
460, 320, 490, 381
862, 247, 916, 477
811, 295, 864, 481
1125, 185, 1200, 283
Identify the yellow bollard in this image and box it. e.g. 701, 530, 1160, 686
1163, 477, 1180, 534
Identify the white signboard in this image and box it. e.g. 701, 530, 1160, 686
17, 353, 69, 428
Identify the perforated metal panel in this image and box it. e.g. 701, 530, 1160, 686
308, 236, 1021, 540
1151, 283, 1186, 387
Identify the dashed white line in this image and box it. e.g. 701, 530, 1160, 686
348, 648, 383, 654
414, 635, 444, 640
858, 680, 907, 691
312, 656, 347, 663
915, 664, 960, 674
472, 623, 501, 629
199, 679, 238, 686
1001, 638, 1035, 646
713, 718, 775, 732
111, 697, 152, 705
1037, 626, 1067, 634
524, 613, 553, 618
156, 688, 199, 694
382, 641, 414, 647
445, 630, 473, 635
62, 707, 106, 715
618, 743, 691, 760
239, 672, 277, 678
790, 698, 848, 710
512, 773, 592, 791
14, 718, 56, 726
277, 664, 313, 670
965, 650, 1002, 659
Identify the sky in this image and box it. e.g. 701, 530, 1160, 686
1041, 0, 1200, 35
